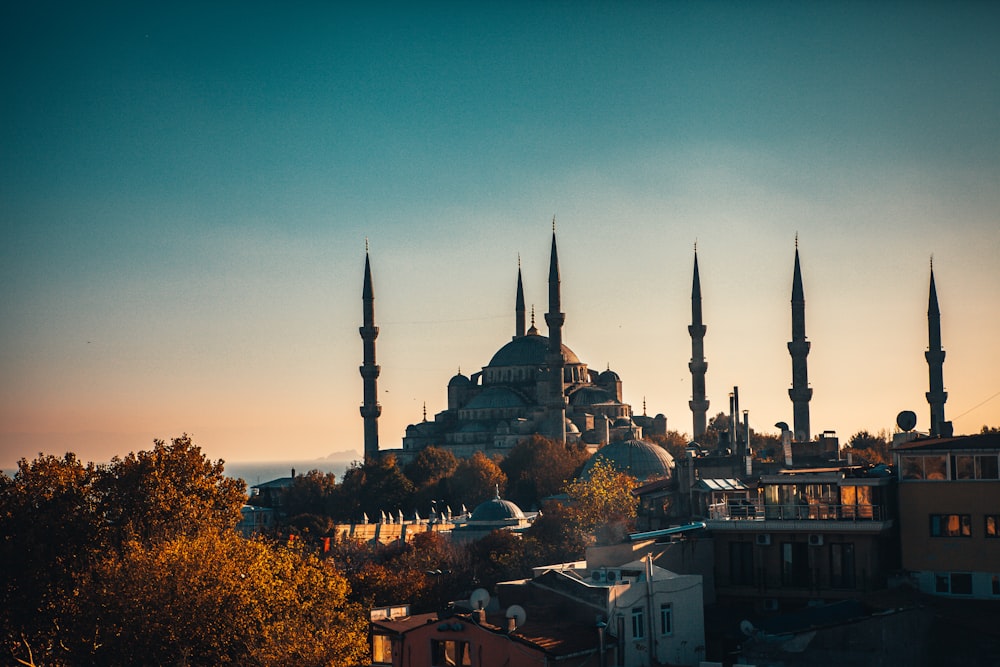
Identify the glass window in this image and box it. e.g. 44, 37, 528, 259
935, 573, 949, 593
930, 514, 971, 537
901, 456, 924, 480
924, 456, 948, 480
372, 634, 393, 665
631, 608, 644, 640
954, 456, 975, 480
993, 575, 1000, 596
660, 603, 673, 636
431, 640, 471, 667
951, 573, 973, 595
986, 515, 1000, 538
830, 543, 856, 589
979, 455, 999, 480
781, 542, 810, 587
729, 541, 754, 586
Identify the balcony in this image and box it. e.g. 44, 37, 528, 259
705, 499, 894, 532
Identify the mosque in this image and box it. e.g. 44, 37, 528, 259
360, 230, 668, 466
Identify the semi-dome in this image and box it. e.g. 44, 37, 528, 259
463, 386, 528, 410
599, 369, 621, 382
448, 372, 471, 387
582, 438, 674, 482
470, 491, 525, 522
570, 386, 617, 406
488, 333, 580, 368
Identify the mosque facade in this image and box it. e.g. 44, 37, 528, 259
361, 231, 667, 463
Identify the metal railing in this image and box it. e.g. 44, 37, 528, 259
707, 499, 887, 522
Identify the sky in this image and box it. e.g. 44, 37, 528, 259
2, 1, 999, 468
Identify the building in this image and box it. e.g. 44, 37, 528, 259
893, 431, 1000, 599
368, 231, 665, 463
705, 465, 898, 612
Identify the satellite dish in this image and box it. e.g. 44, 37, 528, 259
774, 421, 789, 432
470, 588, 491, 611
897, 410, 917, 432
740, 619, 755, 637
506, 604, 527, 629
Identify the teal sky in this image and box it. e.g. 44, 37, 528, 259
3, 2, 999, 466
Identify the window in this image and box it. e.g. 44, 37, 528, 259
372, 634, 393, 665
659, 603, 673, 636
986, 515, 1000, 538
729, 541, 754, 585
631, 607, 644, 640
830, 543, 856, 589
952, 454, 999, 480
781, 542, 810, 587
935, 573, 950, 593
901, 455, 948, 480
992, 575, 1000, 596
431, 640, 471, 667
930, 514, 971, 537
951, 573, 973, 595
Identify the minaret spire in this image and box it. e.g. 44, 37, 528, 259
926, 258, 950, 437
360, 246, 382, 460
545, 227, 567, 443
515, 254, 526, 339
788, 239, 812, 441
688, 246, 710, 439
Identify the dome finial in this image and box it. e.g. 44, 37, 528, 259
365, 236, 369, 253
643, 396, 647, 416
694, 238, 697, 254
552, 215, 556, 233
495, 483, 501, 500
930, 253, 934, 271
795, 231, 799, 250
422, 402, 427, 422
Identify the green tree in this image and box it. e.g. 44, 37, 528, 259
283, 469, 339, 518
500, 436, 588, 510
405, 446, 459, 490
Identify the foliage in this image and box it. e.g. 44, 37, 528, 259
500, 436, 588, 510
96, 435, 246, 545
446, 451, 507, 508
981, 425, 1000, 434
562, 458, 638, 545
523, 500, 589, 563
845, 429, 892, 465
405, 446, 459, 490
335, 454, 415, 522
466, 530, 530, 588
84, 531, 367, 666
283, 469, 339, 518
1, 439, 368, 666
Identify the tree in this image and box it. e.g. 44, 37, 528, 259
335, 454, 415, 522
524, 500, 589, 563
465, 530, 530, 588
283, 469, 339, 518
83, 531, 368, 666
0, 453, 103, 658
96, 435, 246, 545
405, 446, 459, 490
845, 430, 892, 465
562, 459, 638, 545
500, 436, 588, 510
445, 451, 507, 509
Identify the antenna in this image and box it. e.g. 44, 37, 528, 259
470, 588, 491, 610
506, 605, 527, 630
896, 410, 917, 432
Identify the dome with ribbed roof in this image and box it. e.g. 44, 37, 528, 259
470, 489, 525, 522
463, 386, 528, 410
581, 438, 674, 482
448, 372, 471, 387
488, 333, 580, 368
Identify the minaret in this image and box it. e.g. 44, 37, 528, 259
515, 256, 526, 339
787, 237, 812, 442
926, 259, 949, 437
359, 245, 381, 460
544, 222, 567, 443
688, 246, 710, 439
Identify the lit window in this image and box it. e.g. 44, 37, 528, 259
929, 514, 971, 537
986, 515, 1000, 538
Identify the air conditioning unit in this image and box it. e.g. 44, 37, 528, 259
808, 534, 824, 546
606, 570, 618, 583
592, 570, 605, 583
755, 534, 772, 546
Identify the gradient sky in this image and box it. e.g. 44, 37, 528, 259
2, 2, 999, 468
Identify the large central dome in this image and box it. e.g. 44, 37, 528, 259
488, 332, 580, 368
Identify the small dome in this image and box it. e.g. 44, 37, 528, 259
488, 334, 581, 368
582, 438, 674, 482
599, 369, 621, 382
470, 492, 525, 522
613, 417, 633, 428
449, 373, 471, 387
569, 386, 616, 406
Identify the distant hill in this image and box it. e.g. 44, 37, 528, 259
318, 450, 361, 461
